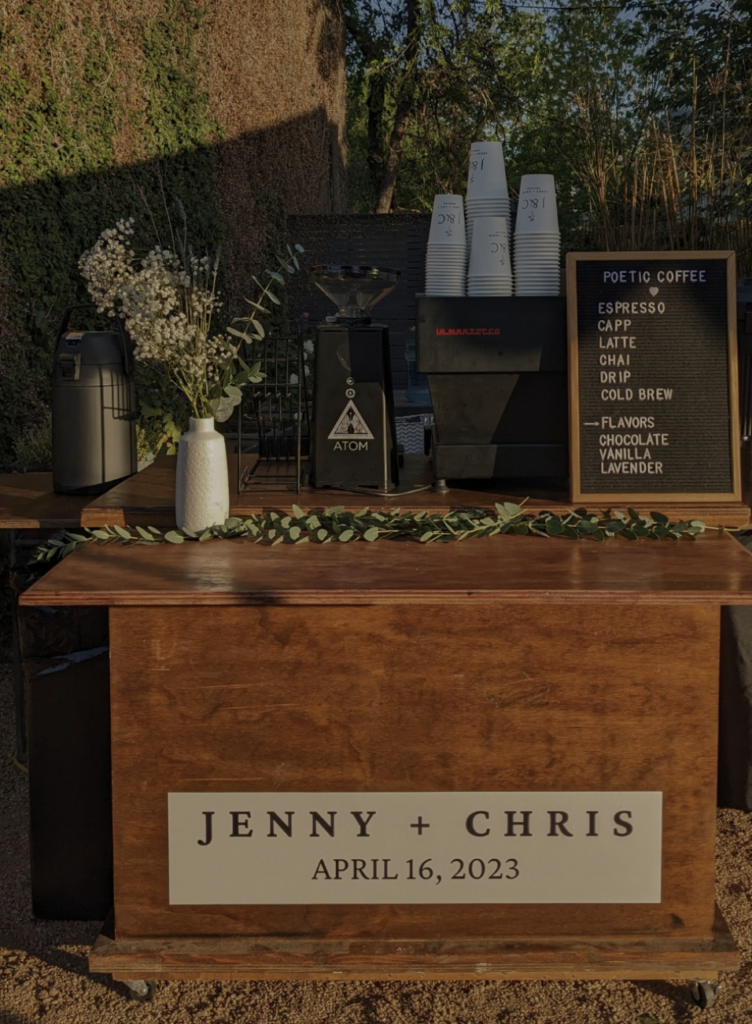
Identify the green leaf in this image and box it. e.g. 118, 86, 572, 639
650, 510, 669, 524
113, 525, 132, 540
292, 504, 305, 519
338, 529, 354, 542
577, 520, 599, 534
209, 395, 239, 422
136, 526, 154, 541
363, 527, 380, 541
265, 269, 284, 284
165, 531, 185, 544
545, 516, 564, 535
92, 529, 110, 540
227, 326, 251, 341
316, 528, 328, 542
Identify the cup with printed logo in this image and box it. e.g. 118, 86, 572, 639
427, 194, 467, 247
466, 141, 509, 200
514, 174, 559, 235
468, 217, 512, 278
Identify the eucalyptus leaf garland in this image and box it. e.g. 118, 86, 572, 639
30, 503, 713, 566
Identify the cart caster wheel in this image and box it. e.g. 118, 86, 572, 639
123, 979, 157, 1002
689, 980, 721, 1009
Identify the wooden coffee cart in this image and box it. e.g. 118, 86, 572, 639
18, 463, 752, 998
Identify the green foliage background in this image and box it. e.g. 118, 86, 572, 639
0, 0, 226, 469
345, 0, 752, 271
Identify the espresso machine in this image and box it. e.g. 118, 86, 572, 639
310, 265, 400, 491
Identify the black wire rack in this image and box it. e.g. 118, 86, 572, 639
235, 332, 311, 494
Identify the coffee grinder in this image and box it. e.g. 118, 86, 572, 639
310, 265, 400, 491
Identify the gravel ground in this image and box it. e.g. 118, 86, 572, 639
2, 656, 752, 1024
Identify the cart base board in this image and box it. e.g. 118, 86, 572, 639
89, 904, 739, 983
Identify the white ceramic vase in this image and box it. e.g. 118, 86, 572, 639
175, 417, 229, 532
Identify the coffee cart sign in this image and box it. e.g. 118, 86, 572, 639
168, 791, 662, 905
566, 251, 740, 503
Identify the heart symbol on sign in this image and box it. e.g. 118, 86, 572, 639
649, 286, 659, 296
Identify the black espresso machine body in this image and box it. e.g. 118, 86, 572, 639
52, 306, 137, 495
312, 320, 399, 490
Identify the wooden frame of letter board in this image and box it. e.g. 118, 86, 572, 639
567, 250, 741, 505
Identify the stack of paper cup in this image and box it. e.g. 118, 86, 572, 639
425, 194, 467, 296
467, 217, 513, 296
513, 174, 561, 296
465, 141, 512, 251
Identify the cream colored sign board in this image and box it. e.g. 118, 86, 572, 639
168, 791, 662, 906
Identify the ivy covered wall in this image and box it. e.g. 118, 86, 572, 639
0, 0, 346, 468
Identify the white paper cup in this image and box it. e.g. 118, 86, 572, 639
468, 217, 512, 278
514, 174, 559, 234
466, 141, 509, 199
467, 197, 511, 210
468, 285, 513, 296
428, 195, 466, 245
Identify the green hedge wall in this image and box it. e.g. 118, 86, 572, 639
0, 0, 225, 468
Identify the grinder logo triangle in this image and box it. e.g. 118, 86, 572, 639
328, 399, 375, 440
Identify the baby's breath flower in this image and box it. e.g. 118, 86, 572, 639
79, 218, 301, 421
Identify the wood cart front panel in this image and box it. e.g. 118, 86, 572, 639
109, 601, 719, 941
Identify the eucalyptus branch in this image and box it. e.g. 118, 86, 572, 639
29, 504, 715, 567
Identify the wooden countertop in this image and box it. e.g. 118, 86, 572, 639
3, 455, 751, 530
0, 472, 93, 529
20, 528, 752, 607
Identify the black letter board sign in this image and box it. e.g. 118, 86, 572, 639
566, 251, 740, 504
